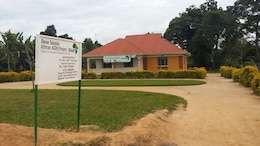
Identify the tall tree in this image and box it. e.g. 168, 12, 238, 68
82, 38, 102, 69
200, 0, 218, 12
164, 0, 239, 69
201, 10, 238, 65
229, 0, 260, 65
23, 36, 35, 90
40, 24, 57, 37
0, 40, 6, 71
58, 33, 73, 40
0, 30, 24, 71
82, 38, 102, 53
164, 6, 202, 50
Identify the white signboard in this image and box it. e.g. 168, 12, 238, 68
35, 35, 82, 85
103, 55, 131, 63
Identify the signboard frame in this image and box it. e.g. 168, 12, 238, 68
34, 35, 82, 145
103, 55, 131, 63
35, 34, 82, 85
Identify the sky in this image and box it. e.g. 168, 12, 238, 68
0, 0, 237, 45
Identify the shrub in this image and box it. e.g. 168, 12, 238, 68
125, 71, 136, 78
157, 67, 207, 79
0, 72, 20, 83
82, 70, 97, 79
232, 68, 241, 82
220, 66, 234, 79
101, 72, 126, 79
0, 72, 9, 83
192, 67, 207, 79
19, 70, 35, 81
102, 71, 154, 79
135, 71, 154, 78
157, 70, 175, 78
251, 73, 260, 95
239, 66, 258, 87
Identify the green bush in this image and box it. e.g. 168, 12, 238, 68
157, 67, 207, 79
125, 71, 136, 78
239, 66, 258, 87
220, 66, 235, 79
194, 67, 207, 79
220, 66, 226, 77
135, 71, 154, 78
0, 72, 20, 83
102, 71, 154, 79
82, 70, 97, 79
157, 70, 174, 78
0, 72, 8, 83
173, 70, 197, 78
251, 73, 260, 95
19, 70, 35, 81
101, 72, 126, 79
232, 68, 241, 82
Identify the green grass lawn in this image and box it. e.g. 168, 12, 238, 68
58, 79, 206, 86
0, 89, 187, 132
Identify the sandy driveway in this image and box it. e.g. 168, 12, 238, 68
0, 73, 260, 146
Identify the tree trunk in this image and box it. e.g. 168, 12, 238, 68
25, 46, 35, 91
255, 22, 259, 67
7, 53, 11, 72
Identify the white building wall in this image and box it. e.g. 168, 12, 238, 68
88, 57, 142, 75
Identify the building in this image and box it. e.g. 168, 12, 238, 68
83, 33, 190, 75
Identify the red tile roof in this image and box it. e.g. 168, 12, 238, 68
83, 33, 189, 57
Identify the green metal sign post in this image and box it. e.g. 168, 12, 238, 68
77, 80, 81, 131
34, 85, 38, 146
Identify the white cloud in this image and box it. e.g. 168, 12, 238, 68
0, 0, 237, 44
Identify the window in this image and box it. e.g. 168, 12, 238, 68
90, 60, 96, 69
103, 62, 112, 68
124, 61, 133, 67
158, 57, 168, 67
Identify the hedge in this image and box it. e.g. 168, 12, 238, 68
19, 70, 35, 81
157, 67, 207, 79
0, 72, 20, 83
239, 66, 258, 87
101, 72, 126, 79
251, 73, 260, 96
232, 68, 241, 82
100, 69, 206, 79
125, 71, 154, 79
220, 66, 235, 79
0, 68, 207, 83
220, 65, 260, 96
82, 70, 97, 79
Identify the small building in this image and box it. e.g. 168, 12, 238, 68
83, 33, 190, 75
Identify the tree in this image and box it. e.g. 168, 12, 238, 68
24, 36, 35, 90
229, 0, 260, 65
0, 40, 6, 71
82, 38, 102, 69
164, 0, 240, 69
201, 10, 239, 66
58, 34, 73, 40
200, 0, 218, 12
190, 33, 212, 67
40, 25, 57, 37
82, 38, 102, 53
0, 30, 24, 71
164, 6, 202, 50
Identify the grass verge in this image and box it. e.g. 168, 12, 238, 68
58, 79, 206, 86
0, 89, 186, 131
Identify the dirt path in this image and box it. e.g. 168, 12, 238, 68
1, 74, 260, 146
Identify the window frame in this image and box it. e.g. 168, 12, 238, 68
124, 60, 133, 67
158, 56, 168, 67
103, 62, 112, 68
